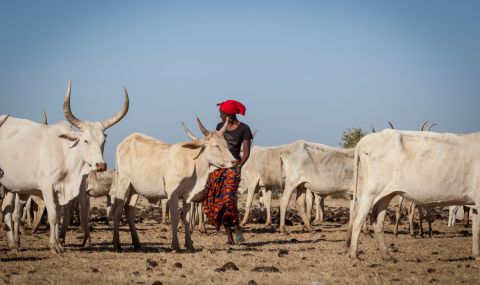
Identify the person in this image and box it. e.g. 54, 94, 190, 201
203, 99, 253, 245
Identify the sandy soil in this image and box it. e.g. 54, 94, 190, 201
0, 195, 478, 285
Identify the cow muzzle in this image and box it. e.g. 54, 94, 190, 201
95, 162, 107, 172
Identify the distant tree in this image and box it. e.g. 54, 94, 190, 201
340, 128, 366, 148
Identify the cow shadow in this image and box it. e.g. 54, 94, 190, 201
240, 238, 325, 247
437, 256, 474, 262
0, 256, 47, 263
68, 242, 205, 254
242, 227, 278, 234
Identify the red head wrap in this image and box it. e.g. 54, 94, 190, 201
216, 100, 246, 116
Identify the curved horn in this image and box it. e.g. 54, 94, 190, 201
388, 121, 395, 129
42, 109, 48, 125
371, 124, 376, 133
218, 116, 230, 134
181, 121, 199, 141
428, 123, 437, 131
420, 121, 429, 131
0, 114, 9, 127
101, 87, 129, 130
196, 116, 210, 136
63, 80, 83, 129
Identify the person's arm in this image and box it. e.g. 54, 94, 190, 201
238, 139, 251, 169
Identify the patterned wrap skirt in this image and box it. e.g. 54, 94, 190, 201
204, 168, 241, 228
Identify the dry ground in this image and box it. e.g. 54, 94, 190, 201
1, 196, 479, 285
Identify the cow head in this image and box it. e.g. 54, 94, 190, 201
181, 117, 236, 169
59, 80, 129, 172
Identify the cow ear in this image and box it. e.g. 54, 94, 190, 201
58, 132, 78, 142
181, 140, 204, 149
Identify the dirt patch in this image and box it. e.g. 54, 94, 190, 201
1, 197, 478, 285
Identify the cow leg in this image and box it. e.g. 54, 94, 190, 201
313, 194, 324, 225
448, 206, 457, 227
78, 182, 91, 248
24, 196, 32, 228
295, 186, 313, 232
464, 206, 470, 227
346, 194, 375, 260
13, 194, 24, 247
408, 202, 416, 236
59, 200, 72, 246
305, 189, 313, 224
42, 188, 63, 254
240, 181, 259, 226
189, 202, 197, 233
113, 176, 130, 252
426, 208, 433, 237
197, 202, 206, 233
112, 197, 126, 252
106, 194, 112, 225
419, 206, 425, 238
126, 194, 140, 249
394, 196, 404, 237
161, 199, 169, 225
279, 183, 298, 233
471, 208, 479, 260
264, 189, 272, 226
348, 195, 354, 227
371, 195, 396, 261
31, 195, 46, 233
2, 192, 18, 252
182, 200, 195, 252
169, 194, 181, 252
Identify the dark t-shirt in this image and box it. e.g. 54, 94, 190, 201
216, 122, 253, 160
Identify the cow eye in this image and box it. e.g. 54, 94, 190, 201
84, 140, 89, 144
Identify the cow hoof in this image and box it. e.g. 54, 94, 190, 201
82, 237, 92, 248
345, 252, 359, 261
114, 246, 122, 253
186, 245, 195, 253
133, 244, 142, 250
240, 222, 247, 227
56, 246, 65, 254
279, 228, 289, 235
380, 252, 396, 261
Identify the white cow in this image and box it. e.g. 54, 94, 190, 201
278, 141, 355, 232
393, 122, 436, 238
448, 205, 472, 227
240, 141, 354, 232
239, 145, 283, 227
346, 129, 480, 261
85, 169, 117, 224
111, 117, 236, 252
0, 81, 128, 253
306, 190, 325, 225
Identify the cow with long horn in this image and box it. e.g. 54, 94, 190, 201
112, 117, 236, 252
0, 81, 128, 253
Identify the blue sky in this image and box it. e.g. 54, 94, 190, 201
1, 1, 479, 166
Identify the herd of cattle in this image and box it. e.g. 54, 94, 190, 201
0, 81, 479, 263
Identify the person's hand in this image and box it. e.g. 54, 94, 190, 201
231, 160, 241, 171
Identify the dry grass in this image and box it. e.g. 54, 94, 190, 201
0, 197, 478, 285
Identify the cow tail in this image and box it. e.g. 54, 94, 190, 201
352, 146, 360, 215
346, 146, 360, 249
279, 155, 284, 192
